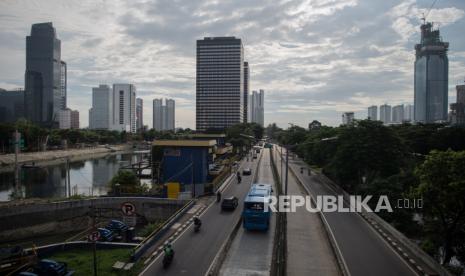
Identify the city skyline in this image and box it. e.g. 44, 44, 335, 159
1, 1, 465, 129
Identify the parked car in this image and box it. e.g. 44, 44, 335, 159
106, 220, 128, 233
221, 196, 239, 211
242, 168, 252, 175
34, 259, 68, 276
97, 228, 115, 242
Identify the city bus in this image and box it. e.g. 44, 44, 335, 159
242, 183, 273, 231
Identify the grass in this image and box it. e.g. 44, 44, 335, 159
137, 221, 163, 237
50, 247, 142, 276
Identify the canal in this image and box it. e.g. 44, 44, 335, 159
0, 151, 150, 201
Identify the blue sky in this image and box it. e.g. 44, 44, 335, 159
0, 0, 464, 128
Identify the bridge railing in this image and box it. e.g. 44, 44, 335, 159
131, 199, 194, 261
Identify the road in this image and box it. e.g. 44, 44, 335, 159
272, 147, 340, 276
219, 149, 276, 276
276, 145, 417, 276
140, 151, 262, 276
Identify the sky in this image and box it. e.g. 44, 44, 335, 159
0, 0, 464, 129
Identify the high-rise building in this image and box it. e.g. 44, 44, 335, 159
380, 104, 392, 125
0, 89, 25, 123
450, 84, 465, 125
404, 104, 414, 122
368, 105, 378, 120
25, 22, 62, 127
196, 37, 244, 131
165, 99, 175, 131
58, 108, 71, 129
89, 84, 112, 130
111, 84, 136, 133
60, 61, 67, 109
342, 112, 354, 125
153, 99, 163, 131
392, 104, 404, 123
243, 61, 249, 123
153, 98, 175, 131
70, 110, 79, 129
136, 98, 143, 131
250, 90, 264, 126
414, 22, 449, 123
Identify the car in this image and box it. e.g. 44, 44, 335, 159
242, 168, 252, 175
34, 259, 68, 276
221, 196, 239, 211
106, 220, 128, 233
97, 228, 115, 242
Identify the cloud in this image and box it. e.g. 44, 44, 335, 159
0, 0, 464, 128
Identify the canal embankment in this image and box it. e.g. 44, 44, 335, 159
0, 144, 133, 170
0, 197, 187, 244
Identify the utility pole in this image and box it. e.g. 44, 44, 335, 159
280, 146, 283, 190
90, 205, 98, 276
14, 130, 20, 193
66, 157, 71, 197
191, 153, 195, 198
285, 146, 289, 196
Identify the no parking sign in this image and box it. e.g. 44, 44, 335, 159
121, 202, 136, 216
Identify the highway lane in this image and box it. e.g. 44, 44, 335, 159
275, 145, 416, 276
140, 152, 262, 276
219, 149, 275, 276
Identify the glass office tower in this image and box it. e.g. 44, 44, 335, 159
414, 22, 449, 123
25, 22, 62, 127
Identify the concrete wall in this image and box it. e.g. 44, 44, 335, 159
0, 197, 187, 243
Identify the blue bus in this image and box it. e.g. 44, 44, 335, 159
242, 183, 273, 231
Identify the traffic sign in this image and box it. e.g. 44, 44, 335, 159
121, 202, 136, 216
88, 231, 100, 242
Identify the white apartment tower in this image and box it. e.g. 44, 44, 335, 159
404, 104, 414, 122
250, 90, 264, 127
342, 112, 355, 125
112, 84, 136, 133
368, 105, 378, 120
153, 98, 175, 131
392, 104, 405, 123
380, 104, 392, 125
89, 84, 112, 130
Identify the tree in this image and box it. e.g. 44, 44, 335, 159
109, 170, 147, 194
414, 150, 465, 265
327, 120, 406, 192
265, 123, 282, 140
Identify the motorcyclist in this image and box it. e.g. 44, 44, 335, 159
164, 243, 174, 258
194, 216, 202, 227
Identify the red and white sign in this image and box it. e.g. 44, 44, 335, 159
88, 231, 100, 242
121, 202, 136, 216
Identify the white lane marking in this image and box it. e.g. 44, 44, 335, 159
171, 223, 182, 230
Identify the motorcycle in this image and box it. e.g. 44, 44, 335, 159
163, 251, 174, 269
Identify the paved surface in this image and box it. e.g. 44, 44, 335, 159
276, 145, 416, 276
140, 151, 262, 276
219, 149, 276, 276
272, 148, 340, 276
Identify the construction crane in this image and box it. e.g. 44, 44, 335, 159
421, 0, 438, 24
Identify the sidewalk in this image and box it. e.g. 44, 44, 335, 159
273, 146, 340, 276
